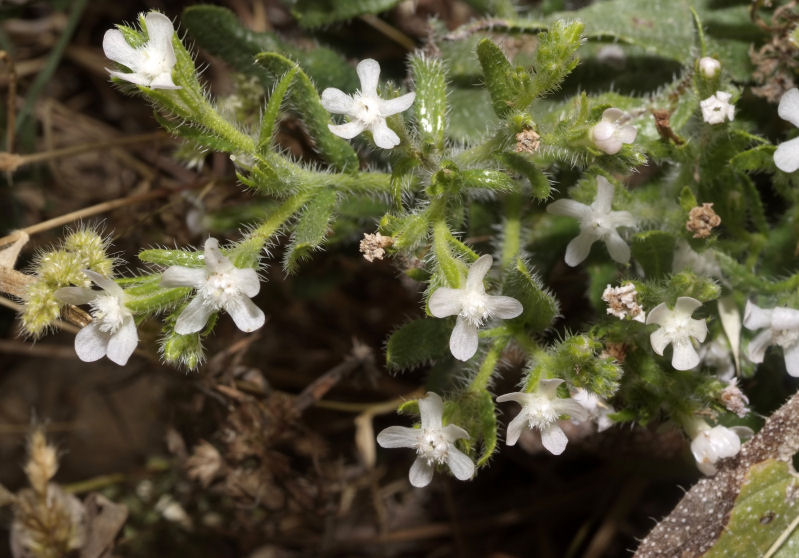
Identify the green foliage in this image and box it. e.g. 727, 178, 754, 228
283, 188, 339, 273
286, 0, 402, 29
529, 20, 584, 98
631, 231, 676, 279
502, 258, 559, 333
447, 390, 498, 467
411, 55, 448, 153
477, 39, 528, 118
386, 318, 452, 370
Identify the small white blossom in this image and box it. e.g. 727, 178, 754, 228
497, 379, 589, 455
672, 239, 722, 279
743, 300, 799, 376
161, 238, 265, 335
698, 57, 721, 79
546, 176, 635, 266
102, 12, 179, 90
376, 392, 474, 487
55, 271, 138, 366
773, 88, 799, 173
320, 59, 415, 149
428, 254, 523, 361
602, 282, 645, 322
700, 91, 735, 125
699, 335, 736, 381
646, 297, 708, 370
690, 423, 751, 475
571, 388, 615, 432
591, 108, 637, 155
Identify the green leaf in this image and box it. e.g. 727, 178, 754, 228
498, 152, 551, 200
460, 169, 516, 193
410, 55, 448, 152
288, 0, 402, 29
631, 231, 676, 279
283, 188, 339, 273
255, 53, 359, 172
182, 5, 356, 91
153, 112, 240, 154
730, 145, 776, 173
702, 460, 799, 558
258, 68, 298, 154
502, 258, 559, 332
447, 390, 497, 467
386, 318, 452, 370
138, 248, 203, 267
477, 38, 525, 118
381, 211, 430, 252
529, 19, 584, 98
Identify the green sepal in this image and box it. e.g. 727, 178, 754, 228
529, 19, 584, 98
502, 258, 559, 333
152, 112, 240, 154
668, 271, 721, 304
679, 186, 699, 213
288, 0, 402, 29
124, 284, 193, 315
255, 53, 359, 172
160, 308, 218, 371
477, 38, 526, 118
381, 211, 430, 252
631, 231, 676, 279
460, 169, 516, 193
498, 152, 551, 200
386, 318, 452, 371
138, 248, 204, 267
410, 55, 448, 153
283, 188, 339, 273
257, 68, 298, 154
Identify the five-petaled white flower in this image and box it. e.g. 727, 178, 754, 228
161, 238, 265, 335
774, 88, 799, 173
320, 58, 415, 149
646, 297, 708, 370
698, 57, 721, 79
102, 11, 180, 90
700, 91, 734, 125
497, 379, 589, 455
743, 300, 799, 376
376, 392, 474, 487
546, 176, 635, 266
571, 388, 615, 432
428, 254, 523, 361
55, 271, 138, 366
591, 108, 637, 155
690, 423, 751, 475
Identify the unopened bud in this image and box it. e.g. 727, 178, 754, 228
698, 57, 721, 79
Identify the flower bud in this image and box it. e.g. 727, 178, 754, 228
698, 57, 721, 79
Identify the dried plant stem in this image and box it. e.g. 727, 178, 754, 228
359, 14, 416, 51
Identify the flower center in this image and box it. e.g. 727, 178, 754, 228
90, 294, 127, 333
417, 428, 449, 465
773, 327, 799, 350
200, 271, 239, 308
459, 290, 490, 327
524, 395, 559, 429
354, 95, 380, 125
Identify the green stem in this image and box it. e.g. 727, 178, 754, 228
469, 337, 505, 392
433, 219, 462, 288
230, 193, 308, 267
500, 193, 522, 268
522, 348, 548, 392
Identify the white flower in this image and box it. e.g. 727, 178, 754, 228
602, 282, 645, 322
672, 239, 722, 279
743, 300, 799, 376
102, 12, 180, 90
591, 108, 637, 155
546, 176, 635, 266
698, 335, 735, 381
700, 91, 734, 125
698, 57, 721, 79
497, 379, 589, 455
690, 424, 751, 475
376, 392, 474, 487
320, 58, 415, 149
428, 254, 523, 361
161, 238, 265, 335
646, 297, 708, 370
55, 271, 138, 366
774, 88, 799, 173
571, 388, 615, 432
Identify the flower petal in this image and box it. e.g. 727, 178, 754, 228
685, 318, 709, 343
231, 267, 260, 298
161, 266, 206, 289
379, 92, 416, 116
784, 343, 799, 377
54, 286, 96, 306
603, 230, 630, 264
546, 199, 590, 219
320, 88, 354, 114
466, 254, 493, 291
773, 136, 799, 173
143, 12, 176, 61
778, 88, 799, 128
649, 328, 671, 356
564, 232, 595, 267
496, 392, 532, 405
771, 307, 799, 330
376, 425, 418, 448
504, 412, 527, 446
408, 456, 434, 487
743, 300, 772, 330
370, 119, 400, 149
747, 329, 772, 363
487, 295, 523, 319
175, 296, 215, 335
554, 399, 591, 421
419, 392, 444, 430
601, 107, 624, 122
148, 72, 180, 90
592, 121, 615, 142
356, 58, 381, 96
617, 124, 638, 144
671, 339, 700, 370
593, 176, 615, 214
540, 424, 568, 455
538, 378, 565, 399
442, 424, 470, 442
428, 287, 462, 318
102, 29, 139, 69
449, 316, 479, 361
84, 270, 123, 297
106, 317, 138, 366
674, 296, 702, 316
446, 447, 474, 481
328, 121, 366, 140
225, 294, 266, 333
108, 70, 152, 87
203, 237, 232, 272
74, 322, 109, 362
646, 302, 669, 326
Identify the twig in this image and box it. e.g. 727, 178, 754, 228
0, 50, 17, 153
0, 296, 81, 333
359, 14, 416, 51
